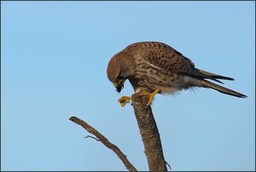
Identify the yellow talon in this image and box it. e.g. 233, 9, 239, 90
117, 89, 160, 107
141, 89, 160, 106
118, 96, 132, 107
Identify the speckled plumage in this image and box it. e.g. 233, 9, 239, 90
107, 41, 246, 98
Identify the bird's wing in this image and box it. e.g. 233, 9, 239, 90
187, 68, 234, 84
135, 42, 234, 84
136, 42, 194, 75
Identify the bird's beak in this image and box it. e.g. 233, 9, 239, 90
114, 80, 124, 93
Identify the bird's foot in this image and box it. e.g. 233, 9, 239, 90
118, 96, 132, 107
141, 89, 160, 106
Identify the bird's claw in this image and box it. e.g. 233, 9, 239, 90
118, 96, 132, 107
118, 89, 159, 107
141, 89, 160, 106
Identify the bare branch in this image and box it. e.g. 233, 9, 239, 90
84, 135, 100, 141
69, 116, 137, 171
165, 160, 172, 170
132, 93, 167, 171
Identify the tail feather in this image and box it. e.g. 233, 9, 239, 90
199, 79, 247, 98
185, 68, 247, 98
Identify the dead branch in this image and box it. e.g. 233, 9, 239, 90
165, 160, 172, 170
69, 116, 137, 171
85, 135, 100, 141
132, 93, 167, 171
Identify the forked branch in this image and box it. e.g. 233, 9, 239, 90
69, 116, 137, 171
69, 92, 167, 171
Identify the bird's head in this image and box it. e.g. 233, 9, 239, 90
107, 52, 131, 93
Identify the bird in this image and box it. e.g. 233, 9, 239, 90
107, 41, 247, 107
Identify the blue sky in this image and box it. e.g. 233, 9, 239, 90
1, 1, 255, 171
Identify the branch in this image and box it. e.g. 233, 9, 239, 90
85, 135, 100, 141
132, 93, 167, 171
69, 116, 137, 171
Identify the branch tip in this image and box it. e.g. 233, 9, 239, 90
85, 135, 100, 141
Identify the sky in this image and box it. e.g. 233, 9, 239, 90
1, 1, 255, 171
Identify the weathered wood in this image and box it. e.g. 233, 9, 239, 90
132, 93, 167, 171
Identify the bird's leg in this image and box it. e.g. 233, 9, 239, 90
118, 96, 132, 107
141, 89, 160, 106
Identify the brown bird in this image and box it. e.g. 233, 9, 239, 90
107, 41, 247, 107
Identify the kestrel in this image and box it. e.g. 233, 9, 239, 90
107, 41, 247, 107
